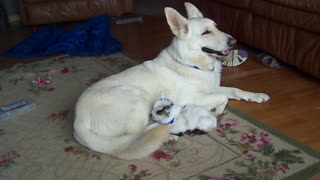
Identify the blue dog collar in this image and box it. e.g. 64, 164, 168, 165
189, 65, 200, 70
182, 62, 214, 71
166, 117, 175, 124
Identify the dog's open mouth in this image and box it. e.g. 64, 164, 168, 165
202, 47, 230, 56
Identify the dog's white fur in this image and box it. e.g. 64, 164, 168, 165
73, 3, 270, 160
151, 93, 217, 134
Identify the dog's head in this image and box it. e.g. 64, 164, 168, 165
165, 3, 236, 59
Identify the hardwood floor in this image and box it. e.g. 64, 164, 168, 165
0, 14, 319, 178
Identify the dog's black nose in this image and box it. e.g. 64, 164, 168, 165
227, 37, 237, 47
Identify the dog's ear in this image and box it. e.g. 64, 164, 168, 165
164, 7, 189, 38
184, 2, 203, 19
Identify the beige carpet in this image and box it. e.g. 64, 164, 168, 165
0, 53, 319, 180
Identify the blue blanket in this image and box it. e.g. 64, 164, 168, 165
3, 14, 122, 58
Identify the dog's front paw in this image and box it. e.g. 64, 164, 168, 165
247, 93, 270, 103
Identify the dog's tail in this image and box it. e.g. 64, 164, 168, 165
74, 123, 171, 160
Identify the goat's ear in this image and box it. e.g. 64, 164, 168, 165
160, 91, 165, 99
164, 7, 189, 38
184, 2, 203, 18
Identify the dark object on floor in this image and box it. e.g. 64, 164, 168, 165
175, 129, 208, 136
3, 14, 122, 58
257, 53, 281, 69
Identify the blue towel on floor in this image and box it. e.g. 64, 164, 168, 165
3, 14, 122, 58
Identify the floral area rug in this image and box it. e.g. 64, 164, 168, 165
0, 53, 319, 180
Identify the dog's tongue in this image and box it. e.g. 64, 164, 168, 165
222, 50, 230, 55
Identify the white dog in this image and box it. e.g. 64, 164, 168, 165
151, 93, 217, 134
73, 2, 270, 160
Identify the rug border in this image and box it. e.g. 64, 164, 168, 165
226, 105, 320, 180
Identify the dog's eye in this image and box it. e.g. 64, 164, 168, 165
202, 30, 211, 35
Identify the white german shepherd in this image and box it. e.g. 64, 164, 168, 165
73, 2, 270, 159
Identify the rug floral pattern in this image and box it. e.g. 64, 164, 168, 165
0, 53, 319, 180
